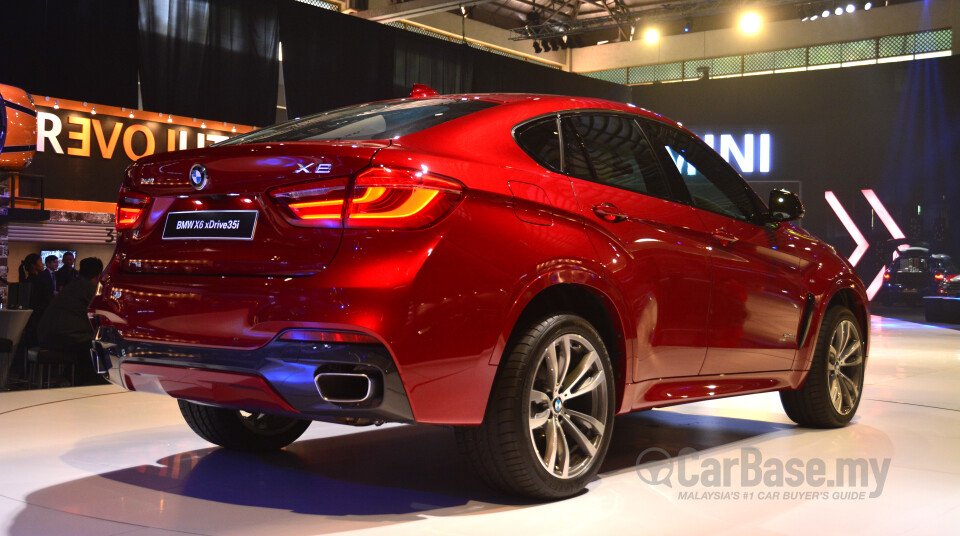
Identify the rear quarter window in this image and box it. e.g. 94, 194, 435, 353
514, 117, 563, 173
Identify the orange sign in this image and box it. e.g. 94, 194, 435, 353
0, 83, 38, 170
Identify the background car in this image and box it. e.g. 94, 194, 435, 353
879, 246, 958, 304
939, 273, 960, 297
89, 89, 869, 499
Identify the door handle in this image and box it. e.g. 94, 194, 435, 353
712, 228, 739, 244
593, 203, 628, 223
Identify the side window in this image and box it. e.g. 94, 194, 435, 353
642, 121, 763, 222
563, 114, 674, 200
515, 117, 562, 173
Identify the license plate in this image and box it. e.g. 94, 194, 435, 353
162, 210, 258, 240
901, 288, 918, 294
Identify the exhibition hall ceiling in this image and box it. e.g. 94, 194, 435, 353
430, 0, 920, 43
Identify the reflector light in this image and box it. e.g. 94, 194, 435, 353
279, 330, 379, 344
116, 190, 151, 229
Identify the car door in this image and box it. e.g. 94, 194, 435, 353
641, 120, 806, 374
560, 112, 714, 381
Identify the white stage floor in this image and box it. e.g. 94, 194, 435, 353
1, 315, 958, 536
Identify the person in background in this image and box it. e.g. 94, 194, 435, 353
37, 257, 105, 386
18, 253, 43, 288
55, 252, 79, 293
41, 255, 59, 299
19, 253, 47, 353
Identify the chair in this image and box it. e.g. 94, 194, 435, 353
26, 347, 75, 389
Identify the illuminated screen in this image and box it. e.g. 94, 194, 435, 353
40, 250, 77, 266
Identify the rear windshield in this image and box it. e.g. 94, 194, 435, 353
219, 98, 499, 145
894, 256, 929, 273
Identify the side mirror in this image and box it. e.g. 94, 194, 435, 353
767, 188, 804, 222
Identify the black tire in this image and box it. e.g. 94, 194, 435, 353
780, 306, 866, 428
178, 400, 311, 452
455, 314, 616, 499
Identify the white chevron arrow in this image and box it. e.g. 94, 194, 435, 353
860, 190, 906, 300
824, 191, 869, 267
825, 190, 906, 301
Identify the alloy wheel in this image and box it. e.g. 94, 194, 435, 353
826, 319, 864, 415
528, 333, 609, 479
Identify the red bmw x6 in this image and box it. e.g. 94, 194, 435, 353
89, 89, 868, 499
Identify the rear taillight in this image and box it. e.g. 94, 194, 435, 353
269, 167, 462, 230
935, 273, 944, 280
116, 190, 151, 230
346, 167, 462, 229
269, 178, 348, 228
883, 272, 890, 280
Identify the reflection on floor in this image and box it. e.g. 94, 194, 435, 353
1, 315, 958, 535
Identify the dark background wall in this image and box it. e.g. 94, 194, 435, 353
632, 56, 960, 282
3, 0, 958, 286
0, 0, 627, 127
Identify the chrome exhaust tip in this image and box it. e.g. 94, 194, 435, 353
314, 372, 374, 404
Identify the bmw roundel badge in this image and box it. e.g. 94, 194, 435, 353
189, 163, 208, 190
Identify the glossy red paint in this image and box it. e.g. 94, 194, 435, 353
89, 93, 868, 426
120, 363, 298, 414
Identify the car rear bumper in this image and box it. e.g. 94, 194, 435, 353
91, 325, 415, 423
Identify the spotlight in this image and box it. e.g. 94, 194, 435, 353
822, 9, 830, 17
533, 41, 541, 53
53, 99, 59, 109
846, 3, 855, 12
643, 28, 659, 44
835, 6, 843, 15
543, 39, 553, 52
864, 1, 872, 9
811, 13, 819, 20
739, 11, 762, 34
683, 18, 692, 32
91, 106, 97, 115
168, 115, 173, 123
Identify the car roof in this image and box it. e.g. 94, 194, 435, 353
412, 93, 687, 131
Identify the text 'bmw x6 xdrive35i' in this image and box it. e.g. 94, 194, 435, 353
89, 89, 869, 499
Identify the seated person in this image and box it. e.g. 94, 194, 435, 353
37, 257, 104, 386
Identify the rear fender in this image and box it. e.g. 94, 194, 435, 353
489, 269, 633, 412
